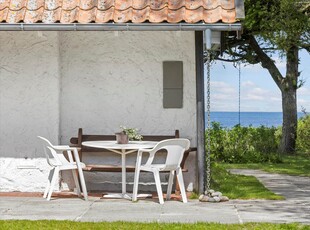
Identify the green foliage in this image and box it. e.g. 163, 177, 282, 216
208, 122, 281, 163
275, 114, 310, 154
297, 114, 310, 153
244, 0, 309, 51
188, 191, 200, 199
219, 0, 310, 63
216, 0, 309, 154
213, 0, 309, 154
120, 126, 142, 141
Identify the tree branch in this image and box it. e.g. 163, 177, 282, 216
301, 44, 310, 53
248, 35, 285, 89
215, 57, 244, 62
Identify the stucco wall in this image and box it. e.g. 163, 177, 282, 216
59, 31, 196, 143
0, 31, 197, 192
0, 32, 60, 191
59, 31, 197, 191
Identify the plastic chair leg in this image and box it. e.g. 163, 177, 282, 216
72, 169, 81, 197
43, 169, 54, 198
47, 167, 59, 201
166, 170, 174, 200
43, 180, 50, 198
77, 165, 88, 201
176, 168, 187, 203
153, 170, 164, 204
132, 168, 141, 202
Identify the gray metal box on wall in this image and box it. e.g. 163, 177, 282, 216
163, 61, 183, 108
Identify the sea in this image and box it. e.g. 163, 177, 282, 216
208, 112, 304, 128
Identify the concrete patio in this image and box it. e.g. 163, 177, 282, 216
1, 169, 310, 224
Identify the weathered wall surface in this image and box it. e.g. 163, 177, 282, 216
0, 32, 60, 191
59, 31, 197, 191
0, 31, 197, 192
59, 31, 196, 143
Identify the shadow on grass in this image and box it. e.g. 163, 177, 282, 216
211, 163, 284, 200
222, 154, 310, 177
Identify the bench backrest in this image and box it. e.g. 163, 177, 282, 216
70, 128, 180, 152
69, 128, 194, 175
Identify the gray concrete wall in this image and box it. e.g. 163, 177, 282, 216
59, 31, 196, 144
0, 32, 60, 191
0, 31, 197, 192
59, 31, 196, 192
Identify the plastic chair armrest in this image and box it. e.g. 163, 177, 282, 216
53, 145, 77, 151
138, 148, 152, 153
66, 150, 74, 163
137, 148, 152, 160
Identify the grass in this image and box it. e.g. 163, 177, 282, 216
222, 154, 310, 177
210, 163, 284, 200
0, 221, 309, 230
208, 154, 310, 200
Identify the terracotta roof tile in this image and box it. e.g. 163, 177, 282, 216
0, 0, 241, 23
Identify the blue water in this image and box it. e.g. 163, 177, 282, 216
208, 112, 304, 128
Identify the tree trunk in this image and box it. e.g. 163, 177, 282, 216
279, 46, 299, 154
279, 88, 297, 154
236, 36, 300, 154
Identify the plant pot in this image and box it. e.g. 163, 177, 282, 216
115, 132, 129, 144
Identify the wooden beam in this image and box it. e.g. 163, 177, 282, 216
195, 31, 206, 194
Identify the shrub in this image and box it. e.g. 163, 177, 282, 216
297, 114, 310, 153
275, 114, 310, 154
207, 122, 281, 163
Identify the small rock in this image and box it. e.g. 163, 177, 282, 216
219, 196, 229, 202
204, 189, 215, 195
199, 194, 205, 200
214, 196, 221, 202
199, 195, 210, 202
211, 192, 222, 197
207, 197, 216, 202
187, 183, 194, 192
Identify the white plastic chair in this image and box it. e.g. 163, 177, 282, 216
38, 136, 88, 201
132, 138, 190, 204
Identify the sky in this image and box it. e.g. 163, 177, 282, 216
209, 50, 310, 112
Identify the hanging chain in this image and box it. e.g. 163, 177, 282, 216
238, 62, 241, 126
206, 50, 211, 192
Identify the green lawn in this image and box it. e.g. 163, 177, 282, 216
210, 163, 284, 200
209, 154, 310, 200
222, 155, 310, 176
0, 220, 309, 230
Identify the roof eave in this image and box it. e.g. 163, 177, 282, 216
0, 22, 242, 32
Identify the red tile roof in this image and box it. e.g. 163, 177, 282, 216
0, 0, 241, 24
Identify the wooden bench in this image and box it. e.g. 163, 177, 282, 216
70, 128, 196, 173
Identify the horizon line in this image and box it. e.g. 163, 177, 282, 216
208, 111, 304, 113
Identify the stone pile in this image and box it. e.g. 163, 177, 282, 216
199, 189, 229, 202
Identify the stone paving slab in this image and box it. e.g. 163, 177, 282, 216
0, 197, 93, 221
230, 200, 310, 224
80, 199, 163, 222
1, 169, 310, 224
228, 169, 310, 224
0, 196, 309, 224
0, 197, 241, 223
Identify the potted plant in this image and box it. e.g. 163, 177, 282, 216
115, 126, 143, 144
